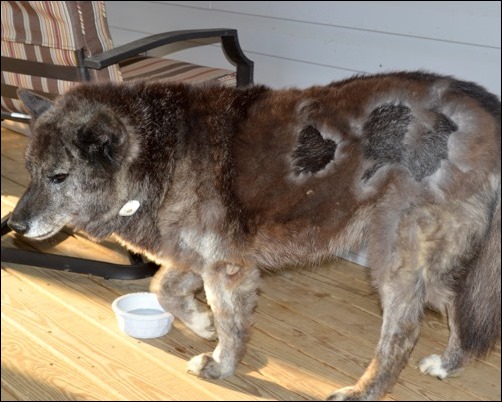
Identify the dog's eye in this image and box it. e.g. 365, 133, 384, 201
49, 173, 69, 184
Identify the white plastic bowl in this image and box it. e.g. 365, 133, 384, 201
112, 292, 174, 339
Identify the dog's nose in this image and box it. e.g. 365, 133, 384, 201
8, 220, 29, 235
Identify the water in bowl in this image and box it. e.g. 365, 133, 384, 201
128, 308, 164, 315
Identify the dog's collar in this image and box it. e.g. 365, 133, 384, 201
118, 200, 141, 216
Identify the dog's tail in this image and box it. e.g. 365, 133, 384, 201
456, 183, 501, 357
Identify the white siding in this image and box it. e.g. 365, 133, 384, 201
106, 1, 501, 95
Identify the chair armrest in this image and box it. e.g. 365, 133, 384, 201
83, 28, 253, 86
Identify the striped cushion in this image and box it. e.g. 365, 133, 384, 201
1, 1, 121, 114
119, 56, 236, 87
1, 1, 237, 116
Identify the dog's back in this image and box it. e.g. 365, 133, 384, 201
232, 72, 500, 270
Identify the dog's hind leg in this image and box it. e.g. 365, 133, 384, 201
328, 271, 425, 401
187, 261, 261, 379
419, 191, 501, 379
418, 188, 501, 379
150, 265, 217, 340
417, 301, 467, 379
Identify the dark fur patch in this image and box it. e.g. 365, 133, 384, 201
362, 104, 458, 182
405, 113, 457, 181
362, 104, 412, 180
292, 125, 337, 175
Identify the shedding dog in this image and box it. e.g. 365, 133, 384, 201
9, 71, 500, 401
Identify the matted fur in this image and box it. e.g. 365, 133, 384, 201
10, 71, 501, 401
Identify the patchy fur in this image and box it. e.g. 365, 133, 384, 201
10, 71, 501, 401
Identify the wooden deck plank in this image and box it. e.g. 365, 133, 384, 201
2, 271, 199, 401
1, 270, 127, 401
1, 176, 25, 200
2, 316, 124, 401
6, 258, 343, 401
2, 265, 276, 401
1, 157, 29, 188
300, 263, 502, 367
0, 261, 362, 402
1, 386, 19, 401
262, 270, 500, 400
2, 126, 500, 401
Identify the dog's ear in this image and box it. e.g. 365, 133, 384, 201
75, 109, 129, 169
17, 89, 54, 119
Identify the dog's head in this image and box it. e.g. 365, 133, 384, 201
8, 89, 133, 240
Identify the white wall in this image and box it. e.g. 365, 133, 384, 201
106, 1, 501, 96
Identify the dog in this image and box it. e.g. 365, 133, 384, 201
8, 71, 500, 401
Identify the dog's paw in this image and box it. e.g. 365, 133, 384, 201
185, 311, 217, 340
327, 386, 370, 401
417, 354, 453, 379
187, 353, 234, 379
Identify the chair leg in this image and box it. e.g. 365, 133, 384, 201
1, 213, 159, 280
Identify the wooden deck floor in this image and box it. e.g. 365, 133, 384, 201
1, 126, 500, 401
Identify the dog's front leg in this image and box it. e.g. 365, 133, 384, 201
328, 275, 425, 401
187, 261, 261, 379
150, 265, 217, 340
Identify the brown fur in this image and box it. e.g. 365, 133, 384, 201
10, 71, 501, 400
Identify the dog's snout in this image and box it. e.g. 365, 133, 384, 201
7, 219, 29, 235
